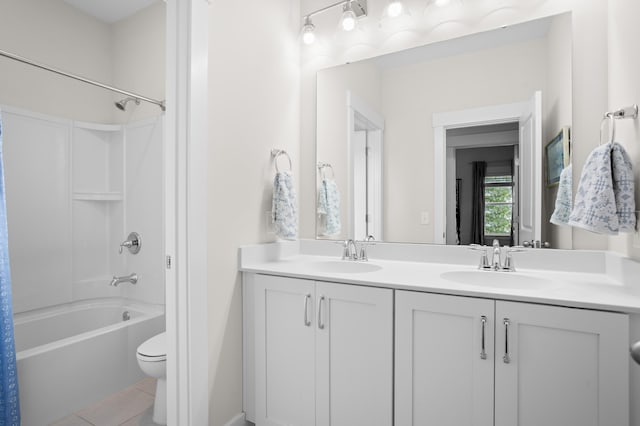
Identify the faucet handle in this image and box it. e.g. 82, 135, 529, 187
358, 236, 375, 261
502, 246, 525, 271
119, 232, 141, 255
119, 240, 132, 254
502, 253, 515, 271
469, 244, 491, 270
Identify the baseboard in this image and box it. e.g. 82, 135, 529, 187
224, 412, 253, 426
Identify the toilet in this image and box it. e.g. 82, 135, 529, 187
136, 332, 167, 425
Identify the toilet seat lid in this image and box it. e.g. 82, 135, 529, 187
137, 332, 166, 358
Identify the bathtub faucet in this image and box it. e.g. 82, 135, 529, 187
110, 273, 138, 287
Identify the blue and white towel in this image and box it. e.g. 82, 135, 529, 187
317, 178, 341, 236
550, 164, 573, 226
568, 142, 636, 234
272, 171, 298, 239
611, 142, 636, 232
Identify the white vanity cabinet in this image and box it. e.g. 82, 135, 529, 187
494, 300, 628, 426
246, 273, 393, 426
395, 291, 495, 426
395, 291, 629, 426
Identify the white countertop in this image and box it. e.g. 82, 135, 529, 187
240, 240, 640, 314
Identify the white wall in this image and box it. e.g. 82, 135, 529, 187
112, 2, 166, 123
206, 1, 300, 425
0, 0, 113, 122
608, 0, 640, 262
0, 0, 165, 124
300, 0, 609, 252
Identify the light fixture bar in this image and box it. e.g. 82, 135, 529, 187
304, 0, 367, 20
301, 0, 367, 44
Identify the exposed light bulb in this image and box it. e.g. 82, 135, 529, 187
301, 17, 316, 44
303, 31, 315, 44
387, 1, 404, 18
341, 2, 357, 31
341, 10, 357, 31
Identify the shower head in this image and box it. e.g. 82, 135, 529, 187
115, 97, 140, 111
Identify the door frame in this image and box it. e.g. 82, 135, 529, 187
165, 1, 209, 424
432, 101, 527, 244
347, 91, 384, 240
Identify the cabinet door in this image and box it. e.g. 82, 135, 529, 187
315, 282, 393, 426
495, 301, 629, 426
255, 275, 316, 426
395, 291, 494, 426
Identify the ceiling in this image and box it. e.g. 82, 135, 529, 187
63, 0, 160, 24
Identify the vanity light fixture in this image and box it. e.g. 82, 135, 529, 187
301, 16, 316, 44
340, 1, 358, 31
301, 0, 368, 44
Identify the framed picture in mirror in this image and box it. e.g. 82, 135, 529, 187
545, 126, 571, 186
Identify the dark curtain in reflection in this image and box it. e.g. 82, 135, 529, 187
471, 161, 487, 245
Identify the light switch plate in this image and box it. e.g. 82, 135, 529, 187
420, 211, 430, 225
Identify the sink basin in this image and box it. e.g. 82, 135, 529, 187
305, 260, 382, 274
440, 270, 553, 289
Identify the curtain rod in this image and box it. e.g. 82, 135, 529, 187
0, 48, 165, 111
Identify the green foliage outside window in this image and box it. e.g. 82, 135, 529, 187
484, 177, 513, 236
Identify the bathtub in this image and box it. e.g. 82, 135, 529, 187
14, 298, 165, 426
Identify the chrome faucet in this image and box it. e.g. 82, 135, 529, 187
471, 242, 525, 272
110, 272, 138, 287
341, 237, 375, 261
491, 239, 502, 271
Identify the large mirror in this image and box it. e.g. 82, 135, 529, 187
316, 13, 572, 247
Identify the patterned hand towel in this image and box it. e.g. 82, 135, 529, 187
272, 171, 297, 240
317, 178, 341, 236
568, 144, 618, 234
550, 164, 573, 226
568, 142, 636, 234
610, 142, 636, 232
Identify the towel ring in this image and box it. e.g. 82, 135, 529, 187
599, 113, 616, 145
271, 149, 292, 173
318, 162, 335, 180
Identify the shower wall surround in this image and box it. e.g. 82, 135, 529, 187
2, 105, 164, 313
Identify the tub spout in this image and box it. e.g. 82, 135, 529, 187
110, 273, 138, 287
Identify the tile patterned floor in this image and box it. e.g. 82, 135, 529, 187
50, 378, 159, 426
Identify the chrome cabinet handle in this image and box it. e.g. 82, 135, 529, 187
303, 294, 311, 327
318, 296, 326, 330
480, 316, 487, 360
503, 318, 511, 364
